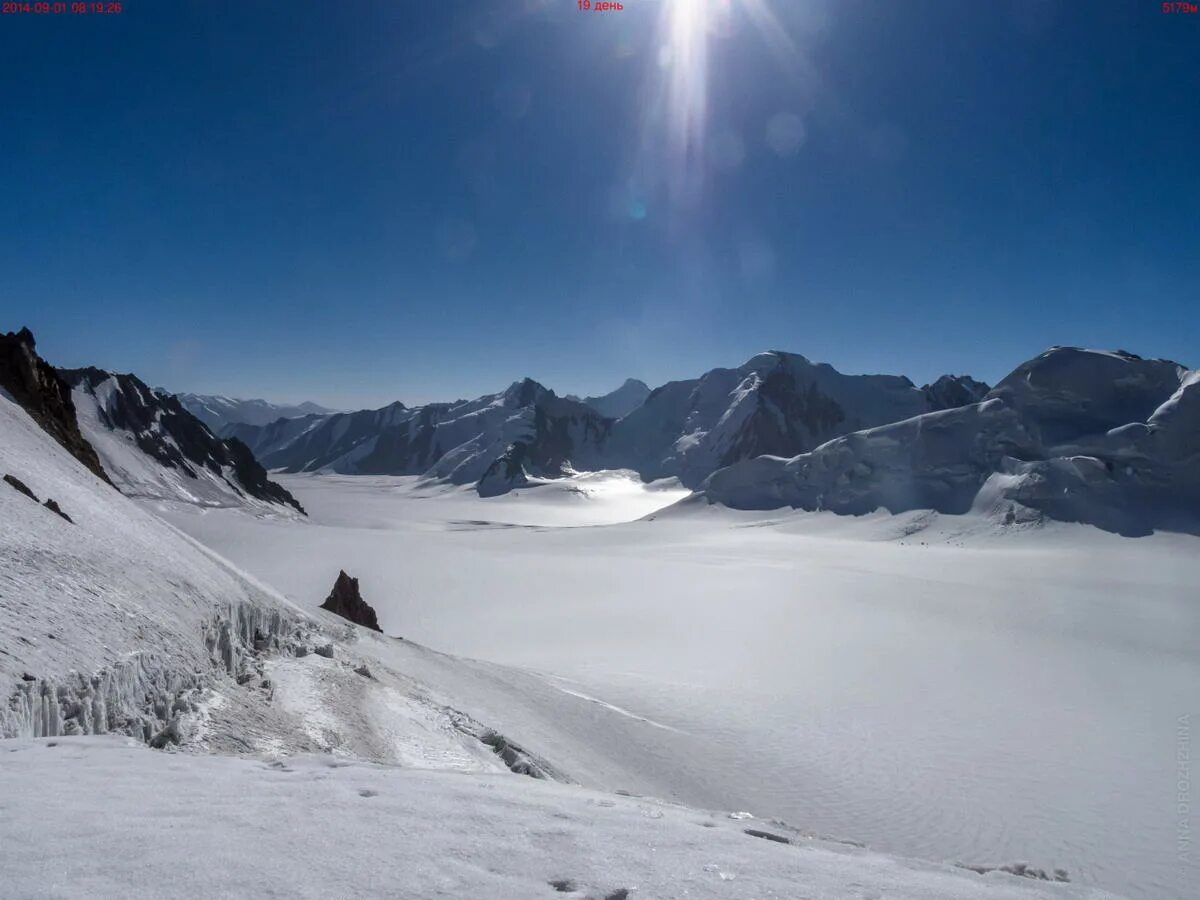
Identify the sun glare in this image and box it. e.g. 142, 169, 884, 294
648, 0, 795, 211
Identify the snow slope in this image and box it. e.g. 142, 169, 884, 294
702, 348, 1200, 536
158, 472, 1200, 899
1, 737, 1110, 900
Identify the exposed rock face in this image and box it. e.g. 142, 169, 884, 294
0, 328, 112, 485
3, 473, 37, 501
42, 498, 73, 523
478, 443, 531, 497
319, 570, 381, 632
922, 374, 991, 411
60, 367, 305, 514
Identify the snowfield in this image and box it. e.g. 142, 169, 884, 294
154, 473, 1200, 900
0, 737, 1114, 900
1, 384, 1111, 898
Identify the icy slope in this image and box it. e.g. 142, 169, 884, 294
0, 384, 327, 739
1, 385, 565, 768
64, 367, 303, 513
0, 738, 1112, 900
701, 348, 1199, 535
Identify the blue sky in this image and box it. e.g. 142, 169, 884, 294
2, 1, 1196, 409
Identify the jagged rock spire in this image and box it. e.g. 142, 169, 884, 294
319, 570, 382, 632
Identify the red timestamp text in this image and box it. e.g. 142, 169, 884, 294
2, 2, 123, 14
1163, 1, 1198, 11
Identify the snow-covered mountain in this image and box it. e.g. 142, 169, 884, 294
701, 347, 1200, 536
233, 378, 614, 492
605, 351, 989, 488
568, 377, 651, 419
175, 392, 336, 431
0, 332, 1112, 900
62, 367, 305, 514
233, 353, 989, 496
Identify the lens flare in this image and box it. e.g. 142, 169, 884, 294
657, 0, 727, 205
641, 0, 800, 214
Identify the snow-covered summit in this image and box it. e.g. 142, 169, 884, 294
701, 347, 1199, 536
605, 349, 973, 488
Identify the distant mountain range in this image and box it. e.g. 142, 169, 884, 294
9, 320, 1196, 535
228, 352, 990, 496
174, 393, 337, 432
225, 378, 614, 491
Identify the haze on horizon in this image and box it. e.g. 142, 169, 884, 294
2, 1, 1196, 409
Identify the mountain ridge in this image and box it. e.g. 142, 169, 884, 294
63, 367, 305, 514
700, 346, 1198, 536
174, 392, 337, 431
228, 350, 992, 496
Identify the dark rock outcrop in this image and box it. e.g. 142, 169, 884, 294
42, 498, 73, 523
922, 374, 991, 411
3, 474, 38, 501
319, 571, 381, 632
0, 328, 112, 485
42, 501, 73, 528
477, 443, 531, 497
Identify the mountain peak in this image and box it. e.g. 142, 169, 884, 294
503, 378, 551, 408
740, 350, 815, 371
